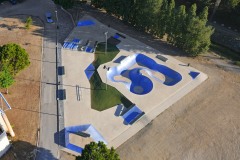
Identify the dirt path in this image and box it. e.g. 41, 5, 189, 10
0, 16, 42, 160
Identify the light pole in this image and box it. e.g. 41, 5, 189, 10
104, 66, 109, 91
104, 31, 108, 54
55, 10, 59, 29
55, 9, 60, 149
106, 74, 108, 91
55, 10, 59, 98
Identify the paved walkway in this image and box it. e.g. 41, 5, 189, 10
0, 1, 73, 159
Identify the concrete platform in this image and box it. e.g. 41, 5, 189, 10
61, 15, 208, 154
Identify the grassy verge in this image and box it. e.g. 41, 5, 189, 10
90, 43, 132, 111
210, 43, 240, 61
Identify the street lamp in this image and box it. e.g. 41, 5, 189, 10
55, 10, 59, 29
104, 66, 110, 91
104, 31, 108, 54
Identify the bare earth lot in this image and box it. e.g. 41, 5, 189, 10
0, 16, 42, 159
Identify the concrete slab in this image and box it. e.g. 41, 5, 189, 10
61, 15, 208, 153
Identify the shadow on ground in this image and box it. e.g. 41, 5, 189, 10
1, 140, 57, 160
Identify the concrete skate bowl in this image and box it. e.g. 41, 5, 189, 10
107, 53, 182, 95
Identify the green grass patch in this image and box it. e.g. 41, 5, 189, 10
90, 43, 132, 111
210, 43, 240, 61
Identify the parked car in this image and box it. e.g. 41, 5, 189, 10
45, 12, 53, 23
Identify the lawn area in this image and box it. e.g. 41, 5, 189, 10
90, 43, 132, 111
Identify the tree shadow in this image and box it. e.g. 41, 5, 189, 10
82, 5, 191, 57
1, 140, 57, 160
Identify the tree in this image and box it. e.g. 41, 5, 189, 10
0, 43, 30, 75
199, 6, 209, 22
182, 5, 214, 56
0, 68, 15, 94
76, 142, 120, 160
173, 5, 187, 47
166, 0, 176, 42
156, 0, 168, 38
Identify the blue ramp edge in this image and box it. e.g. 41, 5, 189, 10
189, 71, 200, 79
85, 63, 95, 71
77, 20, 95, 27
86, 126, 107, 144
85, 70, 95, 80
85, 46, 94, 53
65, 129, 84, 153
73, 38, 80, 43
122, 106, 143, 125
128, 68, 153, 95
113, 34, 120, 39
65, 124, 107, 154
135, 53, 182, 86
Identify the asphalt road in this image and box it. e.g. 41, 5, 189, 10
0, 1, 73, 159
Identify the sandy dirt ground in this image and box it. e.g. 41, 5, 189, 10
0, 16, 42, 160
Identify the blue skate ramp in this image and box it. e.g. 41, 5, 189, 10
136, 54, 182, 86
122, 105, 144, 125
65, 124, 107, 154
189, 71, 200, 79
77, 20, 95, 27
85, 63, 95, 80
128, 68, 153, 95
85, 70, 95, 80
85, 63, 95, 71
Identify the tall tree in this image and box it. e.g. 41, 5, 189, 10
156, 0, 168, 38
188, 3, 197, 18
121, 0, 135, 23
0, 68, 15, 94
166, 0, 176, 42
199, 6, 209, 22
0, 43, 30, 75
173, 5, 187, 47
183, 4, 214, 55
183, 18, 214, 56
76, 142, 120, 160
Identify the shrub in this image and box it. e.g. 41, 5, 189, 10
25, 16, 32, 29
